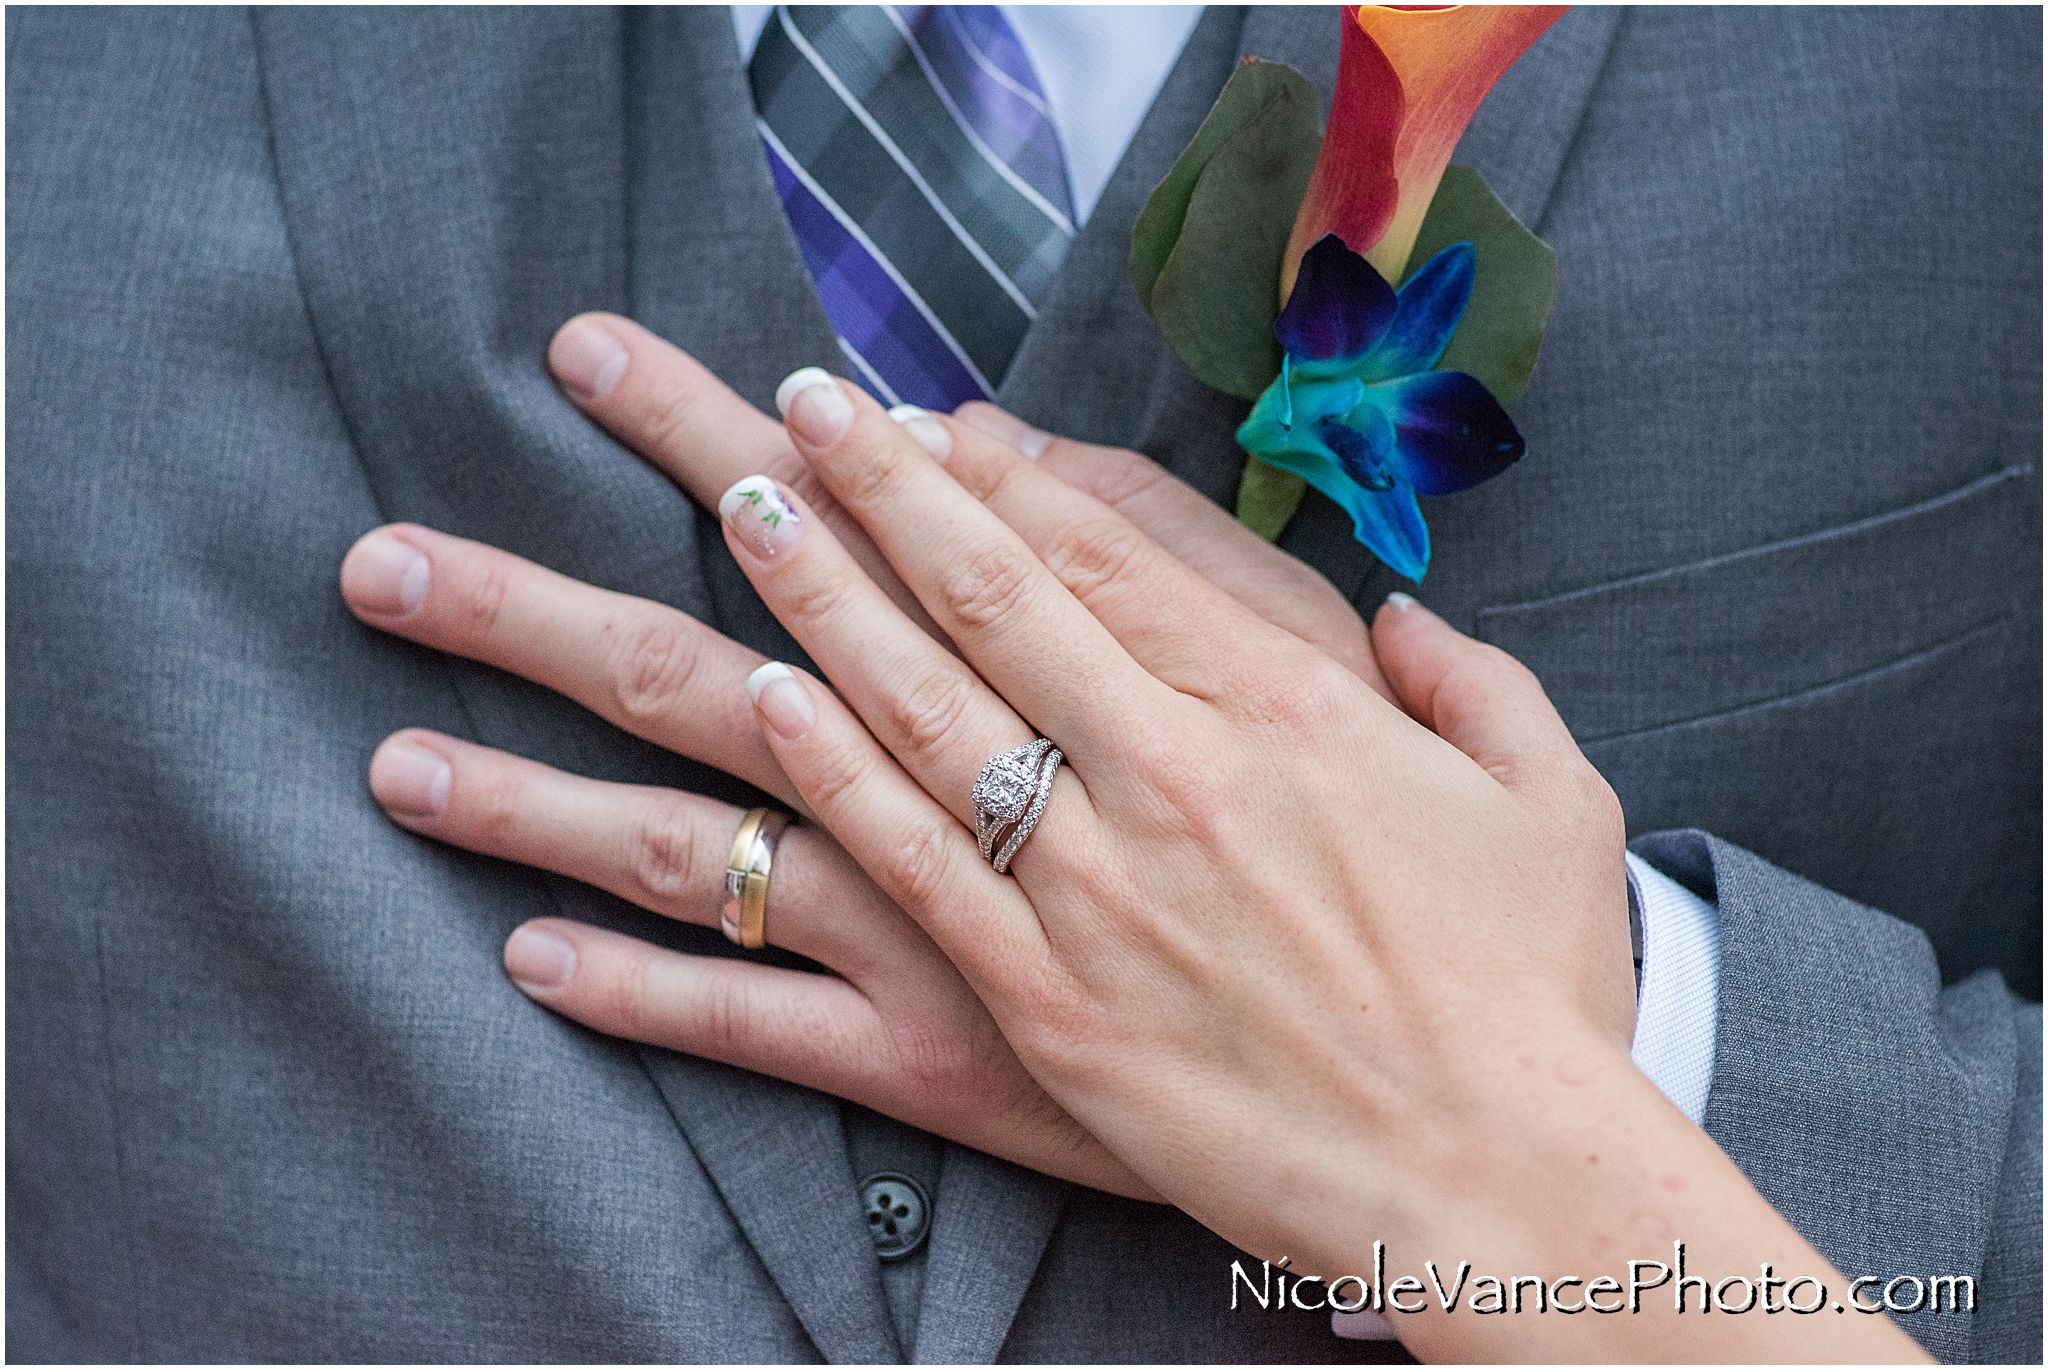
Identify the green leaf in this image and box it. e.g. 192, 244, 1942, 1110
1131, 59, 1323, 401
1401, 166, 1557, 410
1234, 456, 1310, 543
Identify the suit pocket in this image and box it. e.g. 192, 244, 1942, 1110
1475, 465, 2035, 744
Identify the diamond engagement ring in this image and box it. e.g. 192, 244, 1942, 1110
972, 738, 1062, 874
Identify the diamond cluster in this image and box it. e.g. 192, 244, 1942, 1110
973, 739, 1059, 871
973, 756, 1037, 821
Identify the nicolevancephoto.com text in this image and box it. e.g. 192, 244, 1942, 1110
1231, 1244, 1978, 1319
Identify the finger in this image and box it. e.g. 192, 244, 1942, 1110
953, 402, 1387, 694
547, 313, 937, 634
744, 659, 1050, 986
1370, 593, 1585, 792
367, 729, 907, 976
501, 918, 1158, 1200
713, 472, 1042, 829
775, 369, 1170, 759
341, 523, 798, 810
504, 916, 896, 1090
927, 406, 1349, 705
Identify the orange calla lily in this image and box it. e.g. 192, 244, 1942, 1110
1283, 4, 1565, 296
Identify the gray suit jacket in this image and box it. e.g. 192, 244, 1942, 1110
8, 6, 2038, 1362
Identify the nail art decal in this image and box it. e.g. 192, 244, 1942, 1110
718, 475, 804, 561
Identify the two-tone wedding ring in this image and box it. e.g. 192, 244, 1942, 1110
972, 739, 1062, 875
722, 807, 789, 949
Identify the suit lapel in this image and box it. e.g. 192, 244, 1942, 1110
1007, 5, 1623, 610
1450, 5, 1625, 235
641, 1055, 903, 1363
910, 1148, 1068, 1364
255, 10, 896, 1361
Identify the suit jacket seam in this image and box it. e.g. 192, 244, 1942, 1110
1528, 4, 1629, 239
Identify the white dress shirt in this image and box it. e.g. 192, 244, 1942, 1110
732, 7, 1726, 1338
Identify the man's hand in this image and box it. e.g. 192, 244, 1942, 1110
339, 314, 1386, 1201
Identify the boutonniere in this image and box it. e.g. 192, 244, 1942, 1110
1131, 5, 1566, 581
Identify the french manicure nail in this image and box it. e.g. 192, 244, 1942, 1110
550, 317, 629, 401
776, 368, 854, 446
888, 404, 954, 461
747, 662, 817, 740
1383, 591, 1441, 623
347, 533, 430, 615
718, 476, 804, 561
370, 740, 451, 817
505, 925, 577, 990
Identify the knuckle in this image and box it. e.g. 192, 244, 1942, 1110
601, 951, 655, 1035
623, 800, 703, 907
776, 566, 858, 632
1088, 449, 1172, 511
805, 736, 880, 821
1233, 653, 1354, 738
693, 974, 754, 1057
1565, 762, 1626, 841
885, 665, 978, 764
1126, 726, 1232, 840
608, 614, 706, 724
825, 437, 904, 509
880, 815, 958, 914
778, 462, 840, 523
942, 543, 1038, 632
634, 384, 692, 454
633, 380, 700, 458
885, 1015, 978, 1103
464, 764, 527, 845
1041, 516, 1148, 605
458, 560, 511, 646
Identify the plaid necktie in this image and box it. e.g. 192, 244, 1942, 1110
750, 5, 1076, 411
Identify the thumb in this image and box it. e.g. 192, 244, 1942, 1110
1371, 593, 1585, 793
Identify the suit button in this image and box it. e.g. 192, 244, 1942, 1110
859, 1172, 931, 1261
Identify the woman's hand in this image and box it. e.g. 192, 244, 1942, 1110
338, 315, 1387, 1202
701, 364, 1923, 1363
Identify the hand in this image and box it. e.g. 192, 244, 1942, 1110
339, 315, 1385, 1201
708, 365, 1925, 1362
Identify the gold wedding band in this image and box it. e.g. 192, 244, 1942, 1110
722, 808, 788, 949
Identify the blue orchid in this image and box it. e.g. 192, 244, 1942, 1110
1237, 233, 1524, 582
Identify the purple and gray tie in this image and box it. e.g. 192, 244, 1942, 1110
750, 6, 1076, 412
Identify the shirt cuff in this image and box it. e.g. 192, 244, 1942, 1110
1625, 850, 1721, 1125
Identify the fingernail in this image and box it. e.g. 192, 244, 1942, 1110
370, 739, 451, 817
776, 368, 854, 446
888, 404, 953, 461
1383, 591, 1440, 623
718, 476, 804, 561
550, 316, 629, 401
346, 532, 430, 615
505, 925, 577, 990
747, 662, 816, 740
954, 403, 1050, 458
